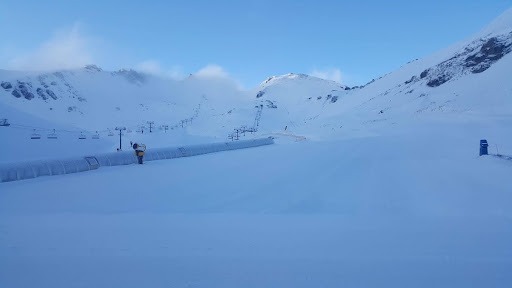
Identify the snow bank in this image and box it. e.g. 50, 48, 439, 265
0, 137, 275, 182
0, 157, 98, 183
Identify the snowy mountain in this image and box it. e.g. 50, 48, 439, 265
1, 8, 512, 155
0, 65, 247, 131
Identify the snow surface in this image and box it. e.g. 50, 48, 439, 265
1, 7, 512, 288
1, 119, 512, 288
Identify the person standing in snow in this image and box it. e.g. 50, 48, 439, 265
132, 142, 146, 164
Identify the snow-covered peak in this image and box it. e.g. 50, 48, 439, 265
260, 73, 344, 89
83, 64, 103, 73
111, 68, 147, 85
256, 73, 345, 100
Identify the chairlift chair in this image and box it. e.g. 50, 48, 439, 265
30, 129, 41, 139
0, 119, 10, 126
47, 129, 58, 139
92, 131, 100, 139
108, 131, 114, 136
78, 133, 87, 140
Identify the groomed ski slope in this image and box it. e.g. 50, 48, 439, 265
1, 117, 511, 288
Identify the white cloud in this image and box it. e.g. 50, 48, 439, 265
135, 60, 184, 79
192, 64, 245, 90
194, 64, 230, 79
310, 68, 343, 84
135, 60, 162, 75
134, 62, 244, 88
8, 23, 94, 71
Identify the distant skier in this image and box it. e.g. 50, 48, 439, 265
132, 142, 146, 164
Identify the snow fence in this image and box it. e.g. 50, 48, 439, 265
0, 137, 274, 182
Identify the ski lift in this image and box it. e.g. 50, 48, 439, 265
78, 132, 87, 140
0, 119, 10, 127
47, 129, 58, 139
92, 131, 100, 139
108, 130, 114, 136
126, 129, 132, 133
247, 127, 257, 133
30, 129, 41, 139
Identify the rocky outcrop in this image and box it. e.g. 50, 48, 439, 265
427, 74, 451, 88
465, 37, 512, 73
84, 64, 102, 72
1, 81, 12, 89
17, 81, 34, 100
46, 89, 57, 100
11, 90, 21, 98
405, 76, 418, 84
112, 69, 146, 85
20, 89, 34, 100
265, 100, 277, 108
53, 72, 65, 80
410, 31, 512, 88
36, 88, 48, 100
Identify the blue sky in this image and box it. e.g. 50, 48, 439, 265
1, 0, 511, 87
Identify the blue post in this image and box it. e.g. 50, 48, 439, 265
480, 139, 489, 156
